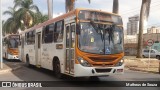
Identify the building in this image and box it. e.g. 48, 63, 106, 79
147, 26, 160, 34
124, 35, 138, 56
127, 15, 139, 35
124, 35, 137, 44
143, 33, 160, 43
124, 33, 160, 55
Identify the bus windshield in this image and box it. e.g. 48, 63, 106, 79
78, 22, 123, 54
8, 38, 19, 48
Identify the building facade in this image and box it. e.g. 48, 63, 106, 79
127, 15, 139, 35
147, 26, 160, 34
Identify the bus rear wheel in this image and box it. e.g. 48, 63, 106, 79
26, 55, 30, 67
53, 60, 63, 78
156, 55, 160, 60
4, 53, 8, 60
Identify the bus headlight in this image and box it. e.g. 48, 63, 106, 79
77, 57, 91, 67
115, 58, 124, 66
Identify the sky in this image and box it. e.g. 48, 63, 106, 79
1, 0, 160, 31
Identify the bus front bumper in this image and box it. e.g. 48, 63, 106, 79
8, 54, 19, 60
74, 64, 124, 77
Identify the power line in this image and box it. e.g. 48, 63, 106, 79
121, 6, 160, 18
120, 3, 160, 15
148, 23, 160, 26
120, 1, 160, 14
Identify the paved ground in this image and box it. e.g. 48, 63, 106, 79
0, 59, 160, 90
0, 59, 21, 74
0, 59, 160, 81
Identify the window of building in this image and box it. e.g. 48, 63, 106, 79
54, 20, 64, 42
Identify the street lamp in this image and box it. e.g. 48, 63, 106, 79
47, 0, 53, 19
0, 0, 3, 69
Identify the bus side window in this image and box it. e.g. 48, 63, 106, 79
32, 30, 35, 44
42, 26, 46, 43
26, 31, 35, 45
66, 26, 70, 48
71, 24, 75, 48
43, 23, 54, 43
54, 20, 64, 42
25, 33, 28, 45
3, 38, 6, 46
26, 32, 29, 45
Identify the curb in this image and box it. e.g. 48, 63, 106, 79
0, 66, 21, 74
128, 67, 159, 74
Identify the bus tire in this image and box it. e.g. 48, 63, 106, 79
26, 55, 30, 67
53, 59, 63, 78
5, 53, 8, 60
156, 55, 160, 59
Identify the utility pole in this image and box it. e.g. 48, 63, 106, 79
137, 0, 151, 58
0, 0, 3, 69
47, 0, 53, 19
112, 0, 119, 14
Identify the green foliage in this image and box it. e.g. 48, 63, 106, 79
2, 0, 48, 34
2, 7, 20, 34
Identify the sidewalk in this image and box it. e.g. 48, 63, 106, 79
0, 59, 21, 74
124, 56, 160, 74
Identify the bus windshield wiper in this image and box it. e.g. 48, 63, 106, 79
107, 24, 115, 45
90, 21, 98, 30
90, 21, 104, 41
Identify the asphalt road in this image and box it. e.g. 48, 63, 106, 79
0, 60, 160, 90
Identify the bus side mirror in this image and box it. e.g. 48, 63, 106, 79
76, 24, 80, 35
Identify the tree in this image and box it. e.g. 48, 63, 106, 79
112, 0, 119, 14
33, 12, 48, 25
65, 0, 75, 13
2, 20, 6, 36
65, 0, 91, 13
14, 0, 39, 28
137, 0, 151, 58
3, 7, 20, 34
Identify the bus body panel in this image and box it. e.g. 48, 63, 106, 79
41, 43, 65, 71
24, 45, 36, 65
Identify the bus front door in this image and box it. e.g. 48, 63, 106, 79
35, 32, 41, 67
65, 23, 75, 74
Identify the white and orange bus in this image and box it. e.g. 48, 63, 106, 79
19, 8, 124, 78
3, 34, 20, 60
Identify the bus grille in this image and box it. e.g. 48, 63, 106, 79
89, 57, 117, 62
92, 64, 114, 67
95, 68, 112, 73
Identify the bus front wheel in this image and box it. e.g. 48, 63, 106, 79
53, 60, 63, 78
